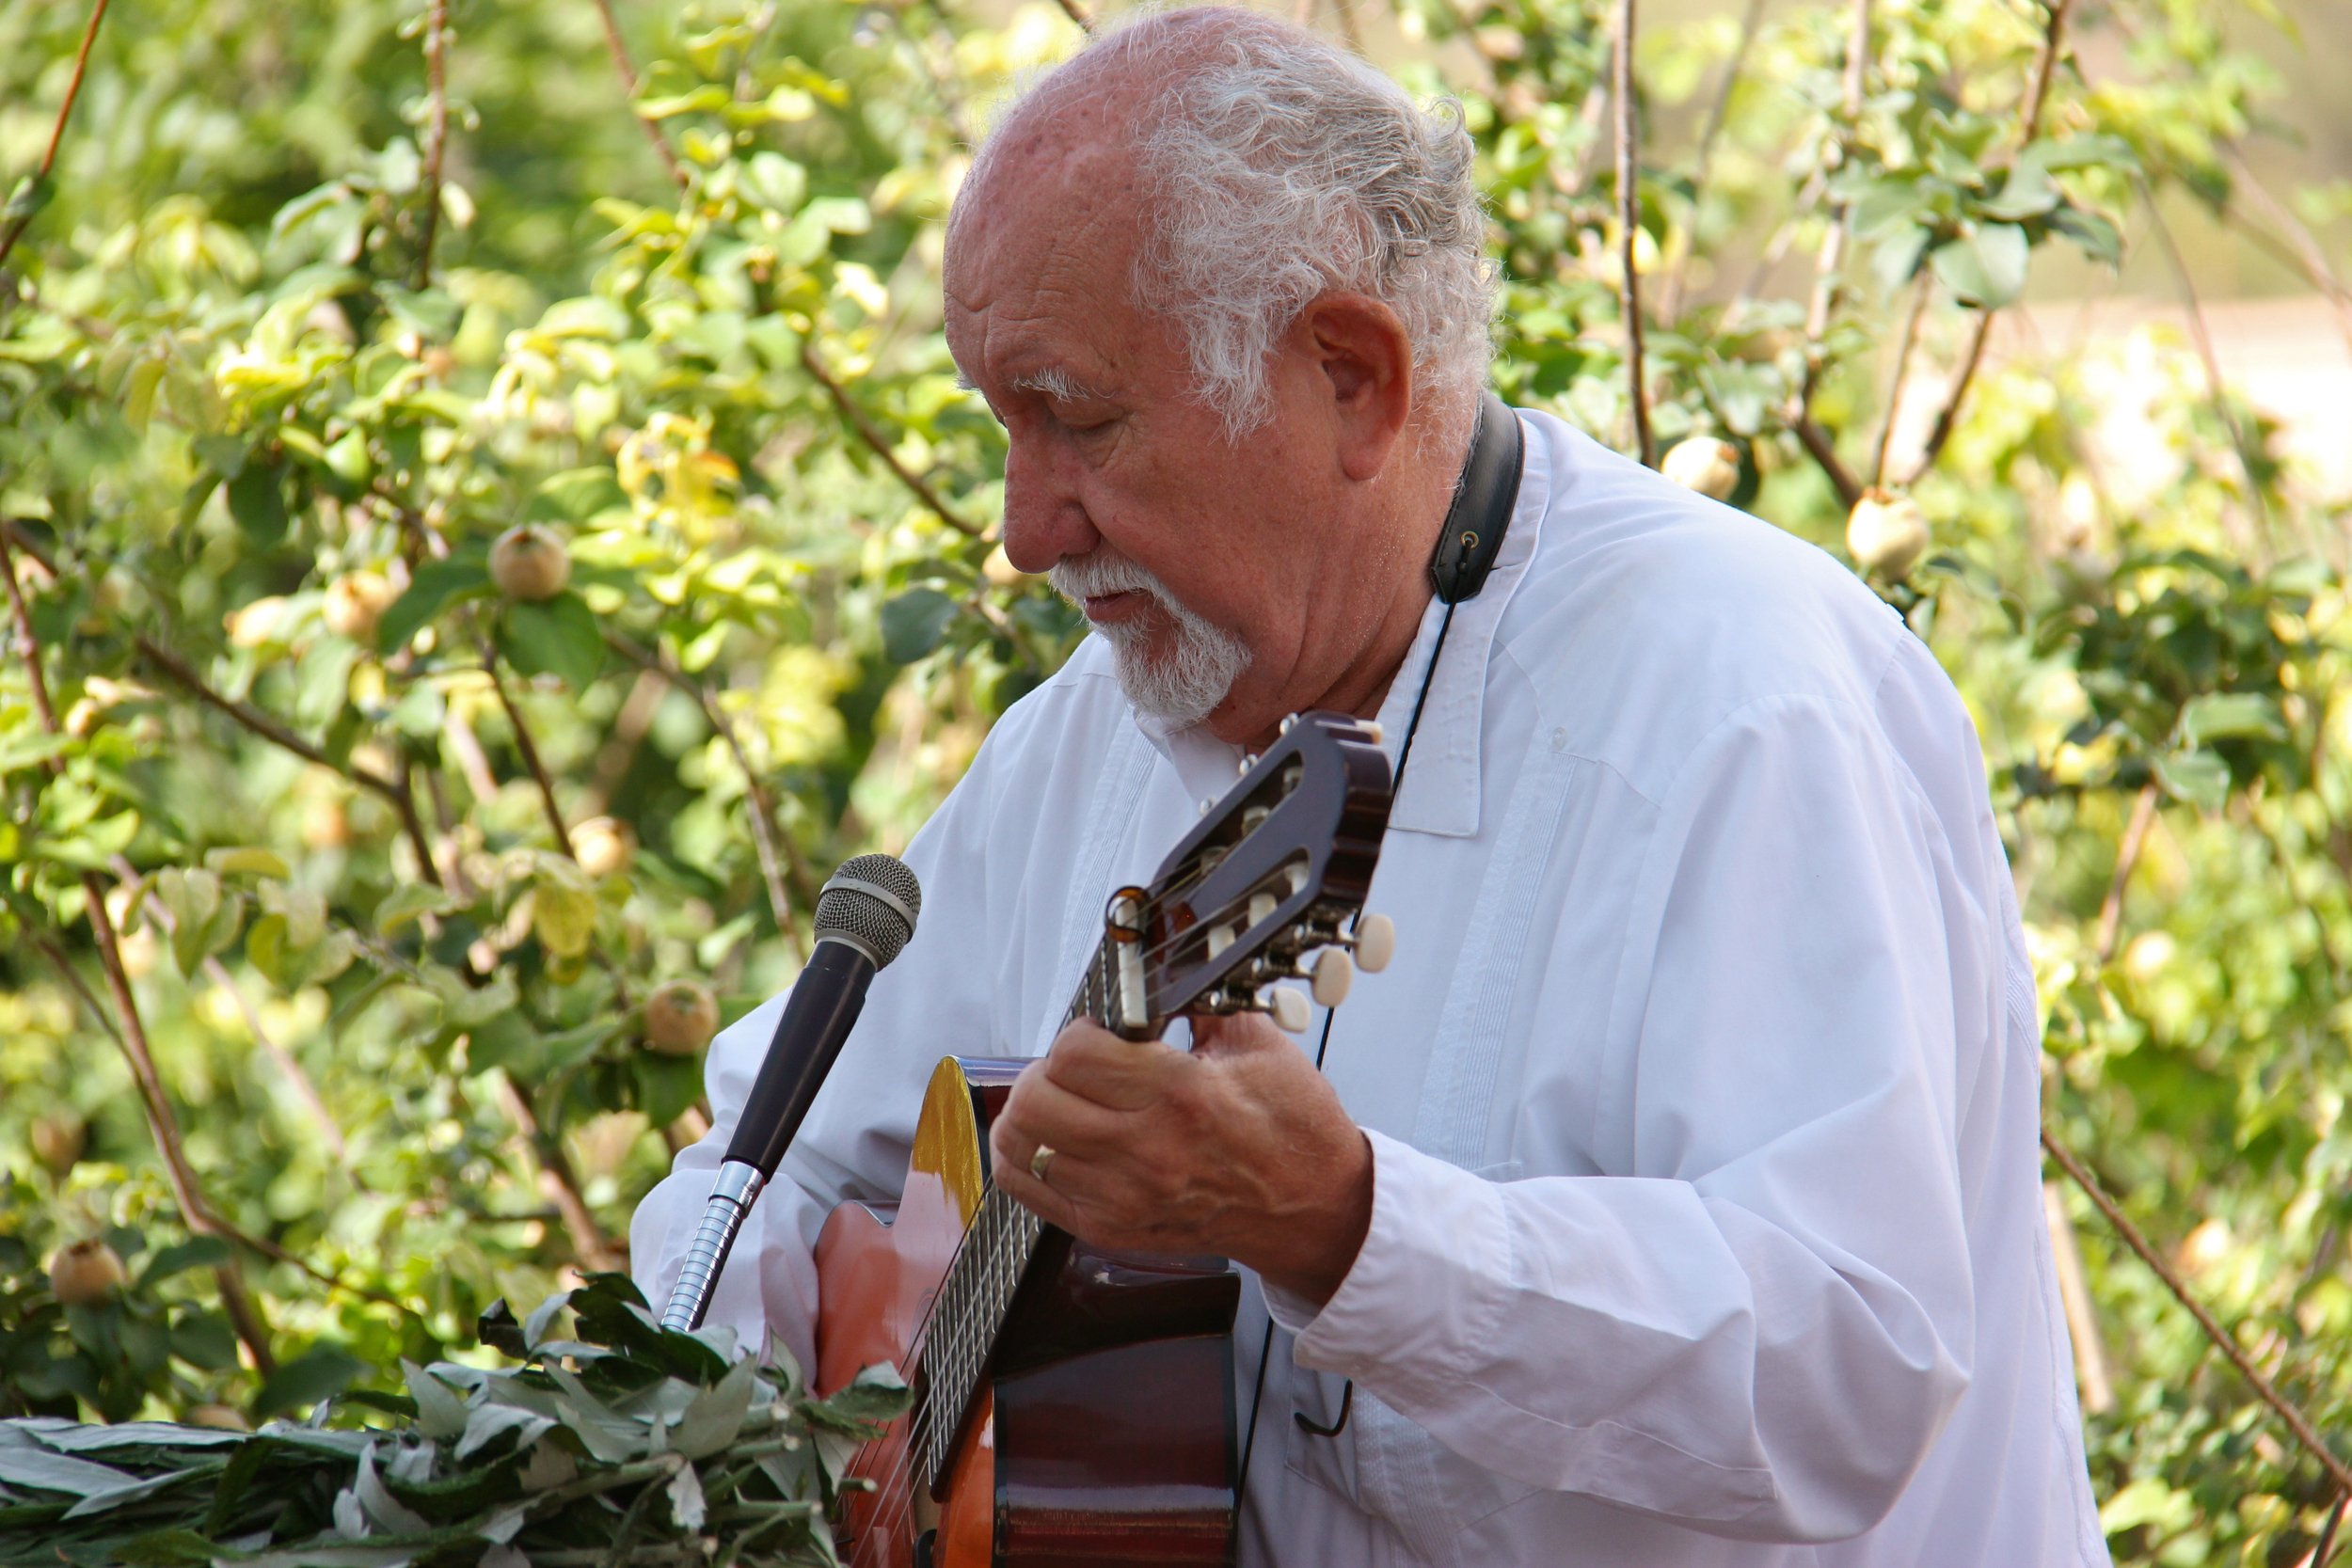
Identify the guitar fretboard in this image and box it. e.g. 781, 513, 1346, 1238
913, 911, 1144, 1493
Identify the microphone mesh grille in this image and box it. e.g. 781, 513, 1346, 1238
814, 852, 922, 969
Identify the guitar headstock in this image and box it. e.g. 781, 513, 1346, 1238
1092, 711, 1396, 1040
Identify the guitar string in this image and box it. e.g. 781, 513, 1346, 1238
856, 805, 1378, 1552
852, 724, 1394, 1555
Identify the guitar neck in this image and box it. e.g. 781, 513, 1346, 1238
914, 924, 1135, 1494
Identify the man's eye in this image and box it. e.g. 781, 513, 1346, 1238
1055, 407, 1116, 436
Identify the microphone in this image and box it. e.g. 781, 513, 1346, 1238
659, 853, 923, 1333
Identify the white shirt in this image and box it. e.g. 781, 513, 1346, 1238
632, 409, 2111, 1567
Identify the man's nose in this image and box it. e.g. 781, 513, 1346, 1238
999, 432, 1101, 575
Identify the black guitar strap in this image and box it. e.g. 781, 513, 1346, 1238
1426, 389, 1526, 606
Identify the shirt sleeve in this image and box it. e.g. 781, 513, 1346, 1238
1272, 690, 1981, 1544
628, 728, 1008, 1384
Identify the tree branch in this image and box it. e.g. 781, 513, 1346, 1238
1901, 0, 2075, 483
591, 0, 691, 191
2042, 1126, 2352, 1499
131, 633, 442, 888
604, 632, 808, 949
2093, 783, 2160, 963
2140, 182, 2271, 545
482, 649, 576, 863
3, 526, 278, 1374
0, 0, 110, 277
1613, 0, 1657, 468
1869, 275, 1933, 488
412, 0, 452, 290
800, 343, 983, 536
1791, 0, 1870, 483
492, 1073, 622, 1271
1049, 0, 1095, 33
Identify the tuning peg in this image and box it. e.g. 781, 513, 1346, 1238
1266, 987, 1311, 1034
1350, 913, 1395, 974
1311, 947, 1354, 1007
1279, 714, 1296, 735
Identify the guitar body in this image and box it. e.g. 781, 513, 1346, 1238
816, 1055, 1241, 1568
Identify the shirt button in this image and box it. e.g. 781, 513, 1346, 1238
1550, 727, 1568, 752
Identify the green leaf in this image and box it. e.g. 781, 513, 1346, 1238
252, 1346, 364, 1418
1930, 224, 2031, 309
226, 462, 289, 546
631, 1050, 706, 1128
136, 1237, 233, 1287
2180, 692, 2285, 745
168, 1314, 238, 1371
375, 551, 491, 655
204, 847, 292, 879
499, 592, 606, 689
2050, 205, 2122, 267
4, 174, 54, 223
2153, 748, 2232, 812
374, 882, 457, 935
530, 875, 598, 958
881, 589, 959, 664
0, 1445, 137, 1497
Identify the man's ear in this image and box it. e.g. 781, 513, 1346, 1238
1298, 293, 1415, 482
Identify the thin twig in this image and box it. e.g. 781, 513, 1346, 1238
801, 342, 983, 536
483, 650, 576, 861
1658, 0, 1769, 325
1792, 0, 1870, 481
591, 0, 691, 191
1050, 0, 1096, 32
1869, 276, 1933, 489
604, 632, 808, 949
1613, 0, 1656, 467
2043, 1180, 2114, 1414
1902, 0, 2075, 483
134, 636, 444, 888
2139, 182, 2272, 545
0, 0, 111, 276
1792, 415, 1865, 510
2042, 1127, 2352, 1499
2222, 146, 2352, 359
492, 1074, 621, 1271
412, 0, 452, 291
2094, 784, 2160, 963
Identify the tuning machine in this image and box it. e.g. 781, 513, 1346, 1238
1327, 912, 1394, 974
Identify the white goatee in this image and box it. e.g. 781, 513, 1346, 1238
1048, 548, 1249, 728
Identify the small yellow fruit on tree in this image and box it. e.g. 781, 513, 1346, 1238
572, 816, 635, 879
1846, 489, 1931, 579
644, 979, 721, 1056
982, 544, 1035, 588
1661, 436, 1740, 501
49, 1239, 126, 1306
31, 1111, 86, 1177
322, 571, 396, 643
489, 525, 572, 602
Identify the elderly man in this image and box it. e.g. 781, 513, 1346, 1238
634, 8, 2109, 1565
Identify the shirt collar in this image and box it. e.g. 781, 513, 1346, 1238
1136, 407, 1552, 839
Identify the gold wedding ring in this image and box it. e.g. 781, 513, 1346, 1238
1028, 1143, 1057, 1183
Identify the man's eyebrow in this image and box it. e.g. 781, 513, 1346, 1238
1009, 365, 1108, 402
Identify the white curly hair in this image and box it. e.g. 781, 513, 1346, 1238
966, 7, 1497, 439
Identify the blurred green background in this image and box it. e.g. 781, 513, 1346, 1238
3, 0, 2350, 1560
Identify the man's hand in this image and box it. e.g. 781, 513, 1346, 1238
988, 1010, 1375, 1307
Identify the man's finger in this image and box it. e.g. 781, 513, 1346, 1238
1041, 1021, 1192, 1109
991, 1069, 1130, 1163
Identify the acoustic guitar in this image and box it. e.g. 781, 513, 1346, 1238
810, 710, 1397, 1567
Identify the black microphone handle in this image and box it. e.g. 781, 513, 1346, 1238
660, 938, 876, 1334
723, 938, 878, 1179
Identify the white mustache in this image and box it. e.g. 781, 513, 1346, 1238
1047, 549, 1178, 612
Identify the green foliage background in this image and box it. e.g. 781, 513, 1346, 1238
2, 0, 2348, 1561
